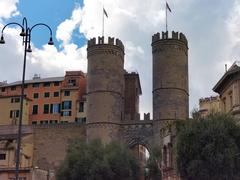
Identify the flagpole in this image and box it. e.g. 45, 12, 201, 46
166, 2, 168, 32
102, 6, 104, 37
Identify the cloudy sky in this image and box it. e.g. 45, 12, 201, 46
0, 0, 239, 118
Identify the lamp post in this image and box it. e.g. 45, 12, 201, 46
0, 17, 54, 180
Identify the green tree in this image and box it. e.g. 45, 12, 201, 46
176, 114, 240, 180
56, 139, 140, 180
145, 146, 162, 180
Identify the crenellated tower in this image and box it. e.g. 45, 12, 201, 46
152, 31, 189, 122
86, 36, 125, 144
151, 31, 189, 179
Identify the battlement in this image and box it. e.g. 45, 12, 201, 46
199, 96, 219, 103
152, 31, 188, 45
87, 36, 124, 51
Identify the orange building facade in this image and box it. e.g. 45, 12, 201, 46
0, 71, 86, 125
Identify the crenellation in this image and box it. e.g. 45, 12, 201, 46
108, 37, 114, 45
87, 36, 124, 51
87, 37, 96, 47
180, 33, 187, 44
162, 31, 168, 39
151, 31, 188, 46
116, 38, 124, 51
172, 31, 179, 39
199, 96, 219, 103
98, 36, 104, 44
152, 32, 160, 43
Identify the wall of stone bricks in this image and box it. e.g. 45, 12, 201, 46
32, 124, 86, 171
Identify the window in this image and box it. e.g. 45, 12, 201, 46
75, 117, 86, 123
10, 110, 19, 118
32, 121, 37, 125
24, 84, 28, 88
50, 120, 58, 124
51, 104, 60, 114
11, 86, 16, 91
43, 104, 50, 114
32, 105, 38, 115
33, 93, 39, 99
54, 91, 59, 97
64, 91, 70, 96
43, 82, 50, 87
11, 97, 20, 103
44, 92, 50, 98
79, 102, 84, 112
60, 121, 68, 124
230, 95, 233, 108
1, 87, 5, 92
223, 98, 226, 112
68, 79, 76, 86
54, 82, 60, 86
32, 83, 40, 88
0, 154, 6, 160
61, 111, 71, 116
62, 101, 72, 110
40, 120, 48, 124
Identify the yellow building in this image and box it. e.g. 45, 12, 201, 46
0, 125, 33, 180
198, 96, 221, 118
0, 95, 30, 125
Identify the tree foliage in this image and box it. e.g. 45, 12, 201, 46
56, 139, 140, 180
145, 146, 162, 180
176, 114, 240, 180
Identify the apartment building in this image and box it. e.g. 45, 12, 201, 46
0, 95, 30, 125
0, 71, 86, 125
0, 125, 33, 180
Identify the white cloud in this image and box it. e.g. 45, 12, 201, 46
0, 0, 19, 20
0, 3, 87, 82
56, 5, 83, 46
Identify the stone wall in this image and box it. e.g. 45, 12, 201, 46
32, 123, 86, 171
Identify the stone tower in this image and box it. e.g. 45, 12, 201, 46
152, 31, 189, 122
152, 31, 189, 179
86, 36, 125, 144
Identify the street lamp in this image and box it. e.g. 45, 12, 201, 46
0, 17, 54, 180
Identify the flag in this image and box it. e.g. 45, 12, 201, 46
166, 2, 171, 12
103, 8, 108, 18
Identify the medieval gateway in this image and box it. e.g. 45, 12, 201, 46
0, 30, 189, 180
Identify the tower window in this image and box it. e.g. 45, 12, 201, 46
33, 93, 39, 99
52, 103, 60, 114
43, 82, 50, 87
79, 102, 84, 112
62, 101, 72, 110
64, 91, 70, 96
43, 104, 50, 114
44, 92, 50, 98
54, 82, 60, 86
32, 83, 40, 88
10, 110, 19, 118
11, 97, 20, 103
0, 154, 6, 160
54, 91, 59, 97
61, 111, 72, 116
32, 105, 38, 115
68, 79, 76, 86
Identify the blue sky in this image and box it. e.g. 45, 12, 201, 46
1, 0, 240, 117
9, 0, 85, 48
